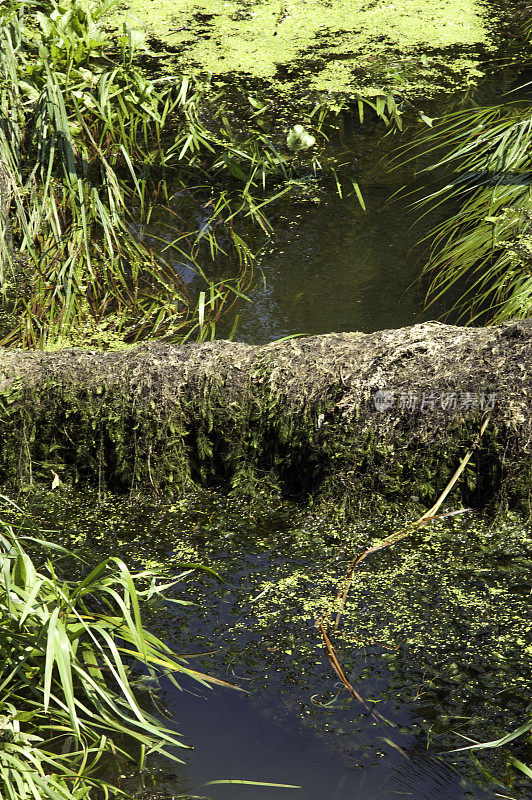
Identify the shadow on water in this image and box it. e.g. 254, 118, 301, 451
222, 182, 441, 344
152, 121, 454, 344
145, 106, 484, 344
159, 680, 495, 800
154, 551, 504, 800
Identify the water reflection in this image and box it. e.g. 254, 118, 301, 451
161, 679, 496, 800
228, 183, 442, 344
20, 492, 526, 800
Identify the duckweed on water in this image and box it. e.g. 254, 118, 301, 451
10, 490, 531, 795
110, 0, 496, 97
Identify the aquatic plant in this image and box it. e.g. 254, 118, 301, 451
0, 0, 292, 347
106, 0, 493, 99
450, 717, 532, 782
408, 98, 532, 323
0, 506, 231, 799
0, 0, 408, 348
400, 7, 532, 325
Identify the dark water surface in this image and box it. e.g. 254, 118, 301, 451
219, 137, 450, 344
156, 120, 454, 345
160, 679, 494, 800
154, 88, 513, 344
27, 493, 530, 800
154, 538, 518, 800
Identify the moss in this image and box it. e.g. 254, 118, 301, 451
0, 374, 526, 515
0, 322, 529, 516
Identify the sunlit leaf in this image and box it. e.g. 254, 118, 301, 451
286, 124, 316, 151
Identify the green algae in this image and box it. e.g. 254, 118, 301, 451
110, 0, 495, 98
14, 488, 530, 793
174, 500, 532, 794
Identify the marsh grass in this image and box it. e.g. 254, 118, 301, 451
0, 504, 235, 799
398, 21, 532, 326
0, 0, 275, 347
0, 0, 404, 347
412, 101, 532, 323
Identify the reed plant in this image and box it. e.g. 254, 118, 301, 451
0, 0, 276, 347
0, 0, 404, 348
400, 11, 532, 325
407, 99, 532, 323
0, 508, 230, 799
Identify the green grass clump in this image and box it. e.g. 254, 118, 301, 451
0, 0, 402, 349
411, 101, 532, 323
0, 0, 257, 348
399, 9, 532, 326
0, 505, 225, 799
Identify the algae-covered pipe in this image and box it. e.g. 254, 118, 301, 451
0, 321, 530, 514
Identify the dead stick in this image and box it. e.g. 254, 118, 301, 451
332, 412, 491, 630
317, 619, 380, 722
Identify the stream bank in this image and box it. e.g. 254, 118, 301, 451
1, 321, 530, 515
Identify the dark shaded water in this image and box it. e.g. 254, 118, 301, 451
160, 679, 494, 800
224, 197, 437, 343
154, 122, 454, 345
148, 57, 525, 345
219, 139, 451, 344
152, 529, 528, 800
24, 493, 530, 800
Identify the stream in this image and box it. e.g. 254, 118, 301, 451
21, 491, 532, 800
41, 70, 532, 798
34, 53, 531, 800
136, 74, 531, 800
11, 10, 532, 798
1, 0, 530, 797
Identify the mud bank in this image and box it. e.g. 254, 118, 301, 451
0, 321, 530, 513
